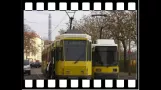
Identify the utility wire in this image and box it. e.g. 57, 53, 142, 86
65, 11, 70, 18
24, 19, 39, 24
24, 18, 66, 27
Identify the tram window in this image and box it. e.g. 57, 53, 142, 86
46, 53, 47, 61
87, 41, 91, 61
96, 46, 117, 51
65, 40, 86, 45
92, 52, 96, 65
54, 49, 56, 60
55, 47, 59, 61
47, 52, 49, 61
94, 46, 118, 66
53, 48, 57, 61
60, 40, 63, 46
64, 40, 86, 61
49, 51, 51, 61
51, 50, 54, 57
44, 54, 46, 60
43, 54, 45, 60
50, 49, 54, 63
58, 47, 63, 60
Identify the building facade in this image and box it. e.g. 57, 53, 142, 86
24, 32, 44, 62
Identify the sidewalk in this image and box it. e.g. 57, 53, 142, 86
119, 72, 136, 76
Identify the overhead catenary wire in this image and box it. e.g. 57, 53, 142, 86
24, 19, 39, 24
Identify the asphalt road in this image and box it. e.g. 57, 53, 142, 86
24, 68, 45, 79
119, 73, 137, 79
24, 68, 136, 79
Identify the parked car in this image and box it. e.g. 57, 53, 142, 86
31, 62, 41, 68
30, 62, 35, 68
34, 62, 41, 68
24, 60, 31, 75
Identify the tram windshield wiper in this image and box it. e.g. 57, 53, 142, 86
74, 52, 85, 64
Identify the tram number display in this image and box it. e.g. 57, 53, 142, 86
65, 41, 86, 45
95, 46, 117, 51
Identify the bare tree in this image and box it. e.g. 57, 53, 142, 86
42, 37, 48, 40
106, 11, 137, 71
58, 29, 66, 35
24, 24, 39, 59
73, 11, 137, 72
73, 12, 111, 42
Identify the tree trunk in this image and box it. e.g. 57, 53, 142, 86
117, 40, 120, 61
99, 27, 103, 39
121, 40, 127, 72
128, 39, 131, 76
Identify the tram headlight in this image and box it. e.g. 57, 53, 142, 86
81, 70, 84, 74
66, 70, 70, 74
113, 68, 117, 72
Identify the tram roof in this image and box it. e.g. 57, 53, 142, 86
92, 39, 117, 47
92, 44, 117, 47
64, 29, 85, 34
55, 33, 91, 40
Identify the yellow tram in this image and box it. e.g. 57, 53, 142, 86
42, 31, 92, 79
92, 39, 119, 79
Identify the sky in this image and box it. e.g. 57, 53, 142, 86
24, 11, 91, 40
24, 11, 137, 51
